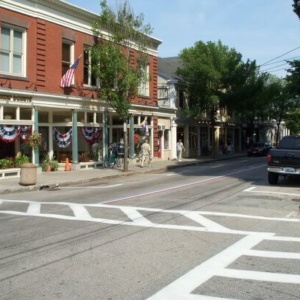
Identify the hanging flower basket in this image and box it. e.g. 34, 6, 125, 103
27, 131, 42, 149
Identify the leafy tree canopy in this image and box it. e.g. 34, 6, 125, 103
91, 0, 153, 120
177, 40, 247, 119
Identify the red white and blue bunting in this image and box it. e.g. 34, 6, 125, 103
0, 125, 32, 143
53, 128, 72, 148
80, 127, 101, 143
20, 126, 32, 141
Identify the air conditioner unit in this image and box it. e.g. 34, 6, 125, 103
158, 125, 166, 131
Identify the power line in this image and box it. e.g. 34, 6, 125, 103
260, 55, 300, 67
259, 46, 300, 67
262, 62, 288, 72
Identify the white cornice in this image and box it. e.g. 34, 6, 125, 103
0, 0, 161, 56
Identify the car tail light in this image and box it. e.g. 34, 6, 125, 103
267, 154, 272, 162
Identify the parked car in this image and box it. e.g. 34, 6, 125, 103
247, 142, 272, 157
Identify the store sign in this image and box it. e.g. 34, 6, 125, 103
0, 95, 32, 102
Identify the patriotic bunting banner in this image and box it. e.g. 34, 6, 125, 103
80, 127, 101, 143
0, 125, 21, 143
53, 128, 72, 148
20, 126, 32, 141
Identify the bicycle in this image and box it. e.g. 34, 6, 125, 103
103, 150, 123, 169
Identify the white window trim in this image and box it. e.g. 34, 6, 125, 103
83, 47, 99, 87
62, 40, 75, 84
138, 64, 150, 97
0, 24, 27, 77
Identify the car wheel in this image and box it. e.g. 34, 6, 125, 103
268, 172, 279, 185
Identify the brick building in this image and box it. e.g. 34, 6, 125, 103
0, 0, 164, 169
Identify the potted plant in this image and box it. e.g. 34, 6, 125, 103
0, 158, 14, 169
50, 159, 59, 171
80, 152, 91, 162
14, 152, 30, 168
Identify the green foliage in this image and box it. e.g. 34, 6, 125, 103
177, 40, 246, 119
41, 154, 59, 171
285, 109, 300, 134
14, 152, 30, 167
0, 158, 14, 169
0, 153, 30, 169
91, 0, 153, 121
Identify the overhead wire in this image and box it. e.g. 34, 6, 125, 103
258, 46, 300, 67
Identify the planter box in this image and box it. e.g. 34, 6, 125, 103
0, 168, 21, 179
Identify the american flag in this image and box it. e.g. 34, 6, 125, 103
60, 55, 82, 88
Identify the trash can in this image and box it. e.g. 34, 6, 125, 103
19, 163, 37, 186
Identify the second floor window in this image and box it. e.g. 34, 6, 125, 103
83, 48, 97, 86
138, 64, 150, 97
62, 41, 73, 77
0, 25, 25, 76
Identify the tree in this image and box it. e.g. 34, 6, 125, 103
177, 40, 246, 157
285, 109, 300, 134
91, 0, 153, 171
263, 76, 293, 145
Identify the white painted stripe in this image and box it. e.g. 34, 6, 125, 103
120, 207, 153, 225
218, 268, 300, 284
0, 209, 266, 235
1, 200, 299, 223
0, 210, 124, 225
60, 184, 123, 189
210, 164, 223, 168
286, 212, 298, 218
102, 165, 264, 204
245, 249, 300, 260
27, 202, 41, 214
243, 186, 256, 192
184, 212, 227, 231
267, 236, 300, 242
148, 234, 273, 299
245, 190, 300, 197
69, 204, 92, 219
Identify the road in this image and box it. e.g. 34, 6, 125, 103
0, 156, 300, 299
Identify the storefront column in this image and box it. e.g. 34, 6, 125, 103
184, 126, 189, 158
103, 110, 108, 159
170, 117, 177, 160
71, 110, 79, 169
129, 115, 134, 158
197, 126, 201, 156
214, 126, 220, 157
33, 107, 39, 165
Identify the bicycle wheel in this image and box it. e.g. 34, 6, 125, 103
104, 157, 115, 168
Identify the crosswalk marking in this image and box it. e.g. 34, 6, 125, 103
148, 233, 300, 299
1, 199, 300, 299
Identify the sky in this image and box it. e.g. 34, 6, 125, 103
66, 0, 300, 78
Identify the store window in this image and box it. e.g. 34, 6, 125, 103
0, 25, 26, 76
20, 108, 31, 120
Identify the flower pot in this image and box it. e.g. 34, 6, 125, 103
45, 164, 51, 172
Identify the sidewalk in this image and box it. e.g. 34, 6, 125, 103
0, 152, 246, 195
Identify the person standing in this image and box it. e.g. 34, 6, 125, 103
176, 139, 185, 161
141, 139, 151, 168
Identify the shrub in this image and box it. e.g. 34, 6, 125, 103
14, 152, 30, 167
